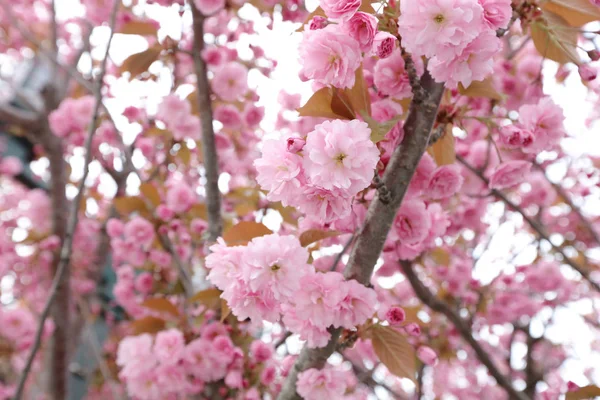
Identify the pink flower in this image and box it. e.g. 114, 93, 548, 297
373, 31, 396, 58
488, 160, 532, 190
319, 0, 361, 20
579, 64, 597, 82
296, 367, 348, 400
286, 137, 306, 153
117, 334, 157, 378
242, 104, 264, 127
154, 328, 185, 364
392, 200, 431, 245
202, 47, 224, 66
336, 280, 377, 328
184, 338, 231, 382
309, 15, 328, 30
428, 30, 501, 89
214, 104, 242, 129
374, 48, 414, 99
303, 119, 379, 193
299, 185, 353, 223
342, 12, 378, 52
498, 125, 534, 149
478, 0, 512, 29
134, 272, 154, 294
123, 217, 155, 248
282, 306, 332, 348
244, 234, 310, 301
155, 94, 191, 126
166, 182, 196, 213
206, 239, 245, 288
405, 322, 421, 336
417, 346, 438, 365
298, 25, 362, 89
0, 157, 22, 176
426, 164, 464, 199
254, 136, 304, 205
212, 62, 249, 101
398, 0, 484, 58
250, 340, 273, 363
385, 306, 406, 325
193, 0, 225, 15
171, 114, 201, 141
518, 97, 565, 153
293, 271, 347, 328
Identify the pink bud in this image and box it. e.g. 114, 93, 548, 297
587, 49, 600, 61
417, 346, 438, 365
309, 16, 328, 30
579, 64, 597, 82
405, 322, 421, 336
385, 306, 406, 325
373, 31, 396, 59
567, 381, 580, 392
286, 137, 306, 153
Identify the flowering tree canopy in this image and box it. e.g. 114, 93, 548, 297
1, 0, 600, 399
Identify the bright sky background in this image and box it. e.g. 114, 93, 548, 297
2, 0, 600, 397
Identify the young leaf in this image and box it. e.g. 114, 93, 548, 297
566, 385, 600, 400
296, 7, 326, 32
427, 126, 455, 166
297, 87, 354, 120
531, 11, 580, 64
458, 79, 503, 101
331, 88, 356, 120
140, 298, 181, 318
299, 229, 341, 247
131, 316, 166, 335
114, 196, 149, 216
371, 324, 417, 381
220, 299, 231, 322
118, 21, 159, 36
139, 183, 161, 207
344, 66, 371, 117
360, 111, 402, 143
541, 0, 600, 27
120, 45, 162, 80
222, 221, 273, 246
188, 288, 222, 309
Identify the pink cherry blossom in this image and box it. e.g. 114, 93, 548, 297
478, 0, 512, 29
342, 12, 378, 52
386, 306, 406, 325
374, 48, 414, 99
193, 0, 225, 15
398, 0, 484, 58
166, 182, 196, 213
303, 119, 379, 193
518, 97, 566, 152
298, 25, 362, 89
296, 367, 348, 400
392, 199, 431, 245
212, 62, 249, 101
417, 346, 438, 365
373, 31, 396, 58
319, 0, 361, 21
154, 328, 185, 364
426, 164, 464, 199
488, 160, 532, 190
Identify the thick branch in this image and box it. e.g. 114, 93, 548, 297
189, 2, 223, 242
457, 155, 600, 293
277, 73, 445, 400
400, 261, 530, 400
13, 2, 120, 398
0, 103, 40, 130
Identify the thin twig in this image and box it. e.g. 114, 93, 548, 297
533, 162, 600, 247
13, 2, 120, 398
330, 234, 356, 271
157, 234, 194, 297
400, 261, 530, 400
457, 155, 600, 293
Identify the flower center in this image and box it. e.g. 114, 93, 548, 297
434, 14, 445, 24
335, 153, 347, 164
271, 264, 281, 271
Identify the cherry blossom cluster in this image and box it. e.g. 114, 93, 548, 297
255, 119, 379, 224
398, 0, 510, 88
206, 233, 377, 347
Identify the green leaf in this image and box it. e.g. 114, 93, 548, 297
360, 111, 402, 143
371, 324, 417, 381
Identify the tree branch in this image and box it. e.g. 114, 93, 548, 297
13, 2, 120, 398
157, 234, 194, 297
189, 1, 223, 242
457, 155, 600, 293
277, 72, 445, 400
0, 103, 40, 130
399, 261, 530, 400
533, 162, 600, 247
